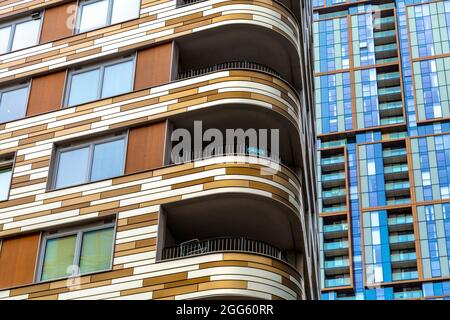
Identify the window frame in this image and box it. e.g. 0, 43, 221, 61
0, 13, 43, 54
75, 0, 142, 34
0, 154, 15, 202
63, 55, 137, 108
0, 82, 31, 124
36, 220, 117, 283
51, 132, 129, 190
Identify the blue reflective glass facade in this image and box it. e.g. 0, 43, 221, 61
314, 0, 450, 300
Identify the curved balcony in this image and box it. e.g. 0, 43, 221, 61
156, 252, 303, 300
0, 0, 301, 88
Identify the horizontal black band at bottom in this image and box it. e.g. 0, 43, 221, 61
1, 300, 444, 320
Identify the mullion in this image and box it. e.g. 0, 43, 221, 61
86, 142, 96, 183
107, 0, 115, 26
7, 23, 17, 53
72, 231, 84, 276
98, 65, 106, 100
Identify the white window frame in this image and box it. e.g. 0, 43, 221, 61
0, 12, 43, 54
0, 154, 15, 202
0, 82, 31, 124
51, 132, 128, 190
75, 0, 142, 34
36, 220, 117, 283
64, 55, 136, 107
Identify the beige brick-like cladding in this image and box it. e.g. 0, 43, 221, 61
0, 252, 303, 300
0, 0, 299, 83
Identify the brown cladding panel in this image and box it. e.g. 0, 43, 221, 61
39, 1, 76, 44
0, 233, 40, 289
27, 70, 67, 117
125, 122, 167, 174
134, 43, 173, 90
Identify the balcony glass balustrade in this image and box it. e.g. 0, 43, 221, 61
322, 188, 346, 198
322, 205, 347, 213
380, 116, 404, 125
392, 270, 418, 281
385, 181, 410, 191
384, 164, 408, 174
386, 198, 411, 205
323, 223, 348, 233
389, 234, 415, 244
394, 291, 423, 299
388, 215, 413, 226
324, 277, 351, 288
322, 172, 346, 182
383, 148, 407, 157
321, 156, 345, 166
391, 252, 417, 262
324, 240, 349, 251
324, 258, 350, 269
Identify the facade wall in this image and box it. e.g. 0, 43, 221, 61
0, 0, 319, 300
314, 0, 450, 300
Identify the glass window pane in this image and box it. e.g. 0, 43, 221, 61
79, 227, 114, 274
0, 26, 12, 54
55, 147, 90, 188
78, 0, 109, 33
111, 0, 140, 24
101, 60, 134, 98
41, 235, 77, 281
67, 68, 100, 106
0, 168, 12, 201
11, 19, 41, 51
0, 86, 29, 123
90, 138, 125, 181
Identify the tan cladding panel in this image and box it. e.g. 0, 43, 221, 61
134, 42, 174, 91
125, 121, 167, 174
0, 233, 40, 289
27, 70, 67, 117
40, 1, 76, 44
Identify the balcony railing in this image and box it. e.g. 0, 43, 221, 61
321, 156, 345, 166
389, 234, 415, 244
394, 291, 423, 299
324, 277, 351, 288
171, 143, 280, 165
380, 116, 404, 125
324, 258, 350, 269
321, 172, 346, 182
388, 215, 413, 226
384, 164, 408, 174
379, 101, 403, 112
391, 252, 417, 262
385, 181, 410, 191
177, 61, 281, 80
322, 188, 346, 198
323, 223, 348, 233
161, 237, 288, 262
386, 198, 411, 205
383, 148, 406, 158
324, 240, 349, 251
392, 270, 418, 281
322, 205, 347, 213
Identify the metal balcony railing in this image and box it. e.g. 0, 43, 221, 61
177, 61, 281, 80
171, 143, 281, 165
161, 237, 288, 262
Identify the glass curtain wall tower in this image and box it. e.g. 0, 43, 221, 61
314, 0, 450, 300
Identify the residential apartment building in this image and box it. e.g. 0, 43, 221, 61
0, 0, 319, 300
314, 0, 450, 300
